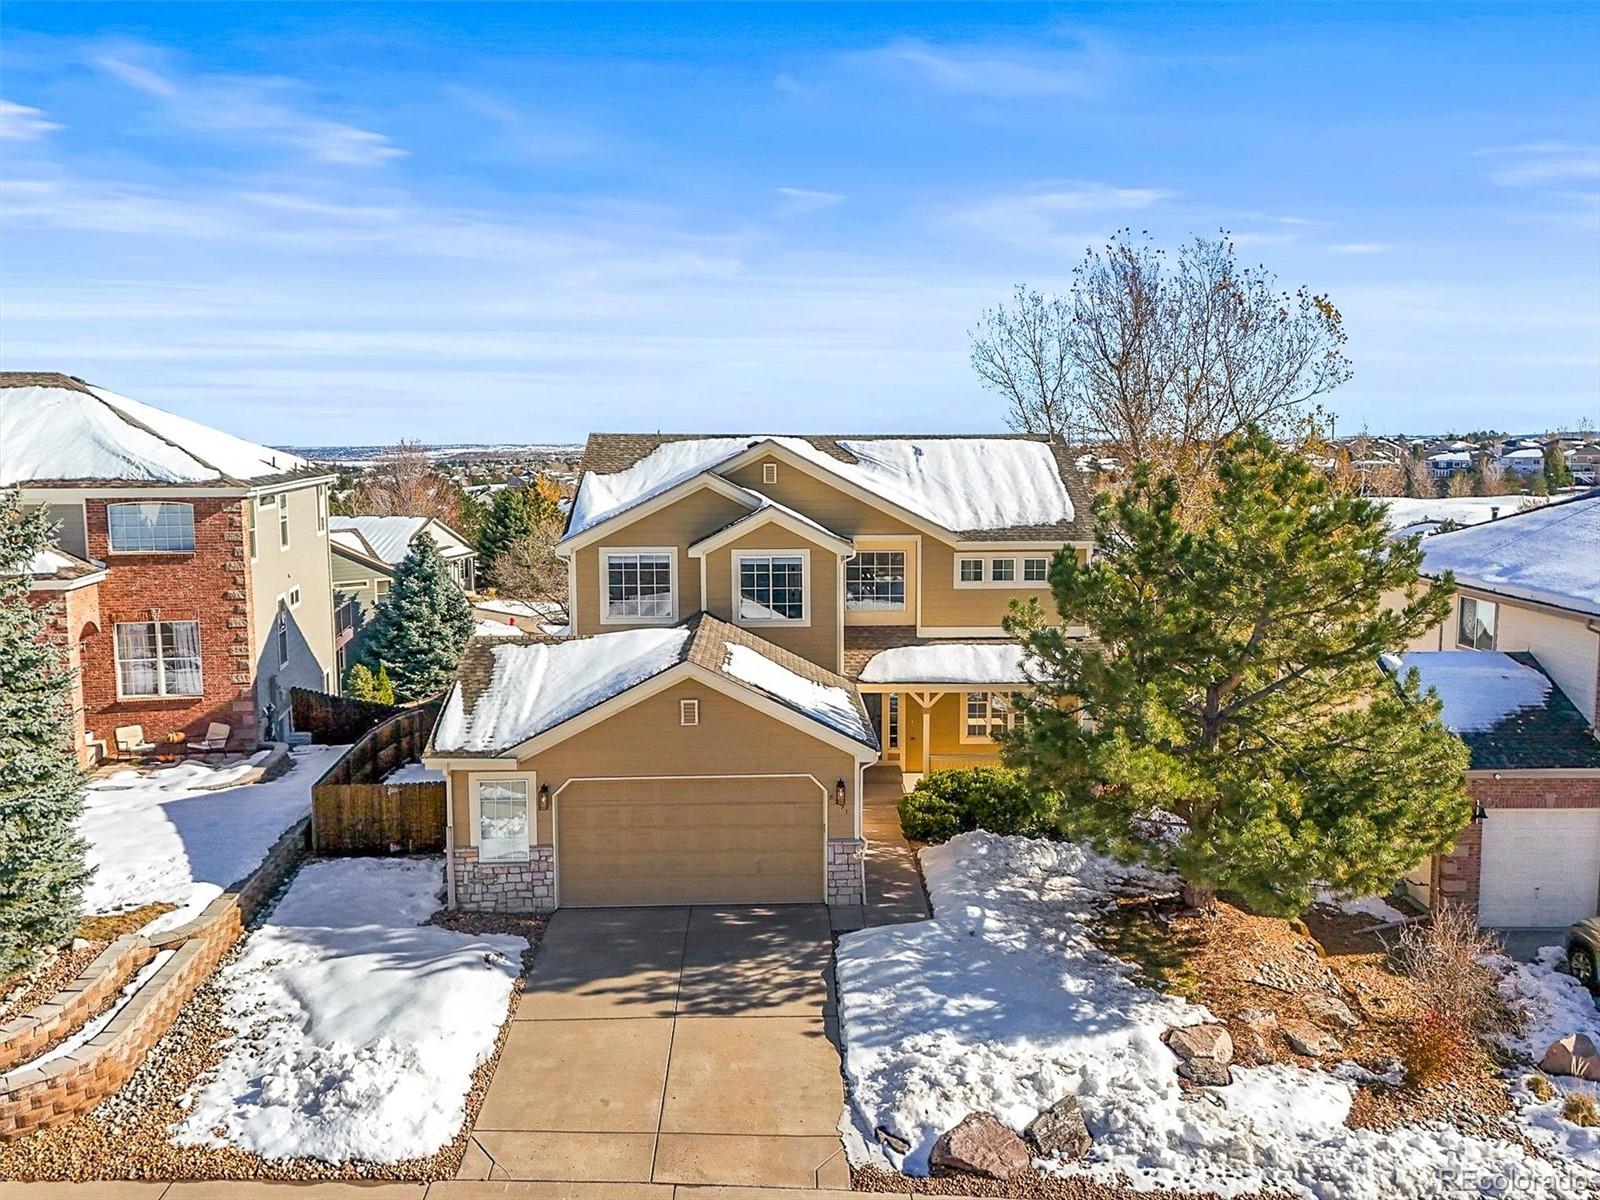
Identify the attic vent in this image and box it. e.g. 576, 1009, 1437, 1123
762, 462, 778, 484
680, 698, 700, 727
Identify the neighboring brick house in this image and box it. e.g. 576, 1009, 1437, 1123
426, 434, 1094, 914
2, 372, 338, 756
1395, 491, 1600, 929
7, 548, 107, 767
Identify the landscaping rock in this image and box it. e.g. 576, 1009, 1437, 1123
1164, 1022, 1234, 1064
930, 1112, 1033, 1180
1023, 1095, 1093, 1159
1540, 1033, 1600, 1082
1177, 1056, 1234, 1087
1303, 992, 1359, 1030
874, 1125, 911, 1155
1283, 1019, 1342, 1057
1237, 1007, 1279, 1032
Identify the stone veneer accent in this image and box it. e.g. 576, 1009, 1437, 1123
827, 837, 866, 907
453, 844, 556, 913
0, 815, 310, 1142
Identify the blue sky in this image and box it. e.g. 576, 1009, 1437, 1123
2, 2, 1596, 444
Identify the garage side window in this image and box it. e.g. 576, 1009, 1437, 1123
1457, 597, 1497, 650
478, 779, 530, 862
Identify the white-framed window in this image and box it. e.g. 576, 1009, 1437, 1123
1023, 557, 1049, 582
887, 692, 899, 750
259, 492, 277, 507
114, 620, 202, 697
955, 552, 1059, 588
276, 601, 291, 667
316, 485, 327, 535
735, 551, 807, 623
958, 557, 984, 584
477, 778, 531, 862
680, 698, 700, 726
375, 579, 391, 597
288, 585, 302, 608
278, 494, 290, 549
107, 502, 195, 553
1458, 597, 1497, 650
602, 549, 676, 623
845, 551, 906, 611
762, 461, 778, 485
991, 558, 1016, 583
246, 499, 259, 560
962, 691, 1023, 743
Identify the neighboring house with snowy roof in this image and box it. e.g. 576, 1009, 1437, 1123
1, 372, 337, 753
1391, 491, 1600, 930
328, 515, 477, 675
423, 432, 1095, 914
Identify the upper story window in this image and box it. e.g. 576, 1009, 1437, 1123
277, 601, 291, 667
107, 502, 195, 553
737, 553, 806, 622
114, 620, 202, 697
955, 553, 1058, 588
1023, 557, 1049, 582
959, 557, 984, 583
845, 551, 906, 611
604, 550, 675, 622
316, 485, 328, 535
278, 494, 291, 549
246, 499, 259, 560
1458, 597, 1497, 650
991, 558, 1016, 583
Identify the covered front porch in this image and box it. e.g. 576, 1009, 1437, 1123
856, 686, 1020, 775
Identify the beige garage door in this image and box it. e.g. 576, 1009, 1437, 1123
557, 776, 825, 907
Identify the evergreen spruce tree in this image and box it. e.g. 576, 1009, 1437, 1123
1543, 443, 1573, 490
1005, 429, 1471, 916
364, 536, 473, 701
0, 493, 90, 976
345, 662, 380, 701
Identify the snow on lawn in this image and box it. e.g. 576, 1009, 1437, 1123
80, 744, 346, 932
173, 857, 524, 1163
1498, 947, 1600, 1166
836, 831, 1588, 1199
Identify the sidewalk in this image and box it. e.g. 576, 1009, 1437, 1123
1, 1184, 920, 1198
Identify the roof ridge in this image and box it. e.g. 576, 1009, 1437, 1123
84, 385, 247, 486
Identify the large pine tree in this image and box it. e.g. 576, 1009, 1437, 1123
364, 534, 474, 702
478, 483, 562, 579
0, 493, 90, 977
1005, 429, 1471, 916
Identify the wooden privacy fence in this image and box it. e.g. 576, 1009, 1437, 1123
311, 698, 446, 854
291, 687, 402, 744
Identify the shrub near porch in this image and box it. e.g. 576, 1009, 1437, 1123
897, 767, 1058, 843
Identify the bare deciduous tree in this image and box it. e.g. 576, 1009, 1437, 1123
1364, 461, 1405, 497
970, 232, 1353, 497
490, 517, 567, 613
347, 440, 468, 528
1402, 452, 1435, 499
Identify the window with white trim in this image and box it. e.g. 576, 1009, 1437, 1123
1457, 597, 1497, 650
316, 485, 327, 534
247, 500, 258, 560
478, 779, 530, 862
107, 502, 195, 553
959, 557, 984, 583
680, 698, 700, 726
1023, 556, 1049, 582
737, 554, 805, 621
277, 601, 291, 667
887, 692, 899, 749
605, 551, 674, 620
278, 494, 290, 549
375, 579, 390, 597
845, 551, 906, 611
114, 620, 202, 697
963, 691, 1022, 742
288, 585, 302, 608
991, 557, 1016, 582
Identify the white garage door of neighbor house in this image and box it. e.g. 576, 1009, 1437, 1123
1478, 809, 1600, 928
557, 777, 825, 907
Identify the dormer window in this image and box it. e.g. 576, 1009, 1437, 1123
107, 502, 195, 553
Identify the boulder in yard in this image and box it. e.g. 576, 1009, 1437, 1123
1023, 1095, 1093, 1159
1237, 1007, 1279, 1032
930, 1112, 1032, 1180
1540, 1033, 1600, 1081
1303, 992, 1359, 1030
1283, 1019, 1342, 1058
1164, 1022, 1234, 1064
1177, 1056, 1234, 1087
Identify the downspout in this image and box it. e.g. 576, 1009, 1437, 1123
1588, 617, 1600, 735
442, 769, 458, 909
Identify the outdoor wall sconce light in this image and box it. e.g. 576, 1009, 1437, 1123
1471, 801, 1488, 823
538, 783, 551, 811
834, 779, 847, 808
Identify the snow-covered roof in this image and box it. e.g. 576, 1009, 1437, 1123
329, 516, 473, 565
567, 435, 1080, 541
1418, 491, 1600, 615
859, 643, 1033, 686
0, 372, 313, 487
1, 545, 106, 588
433, 615, 877, 756
1392, 651, 1551, 732
1379, 496, 1548, 541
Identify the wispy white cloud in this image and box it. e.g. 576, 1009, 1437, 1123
1477, 142, 1600, 187
774, 186, 845, 216
90, 41, 404, 166
0, 99, 63, 141
946, 182, 1173, 249
850, 36, 1112, 100
1328, 242, 1396, 255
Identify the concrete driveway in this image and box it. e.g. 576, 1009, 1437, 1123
465, 905, 849, 1189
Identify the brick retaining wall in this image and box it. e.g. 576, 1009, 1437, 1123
0, 815, 311, 1142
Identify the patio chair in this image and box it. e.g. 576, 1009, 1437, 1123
194, 722, 231, 752
114, 725, 157, 758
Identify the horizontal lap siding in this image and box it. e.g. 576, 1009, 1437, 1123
704, 526, 842, 672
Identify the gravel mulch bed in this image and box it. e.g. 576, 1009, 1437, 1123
0, 904, 177, 1025
852, 1164, 1289, 1199
0, 908, 545, 1184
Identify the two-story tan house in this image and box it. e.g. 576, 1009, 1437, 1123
2, 372, 338, 755
1394, 491, 1600, 929
426, 434, 1092, 914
